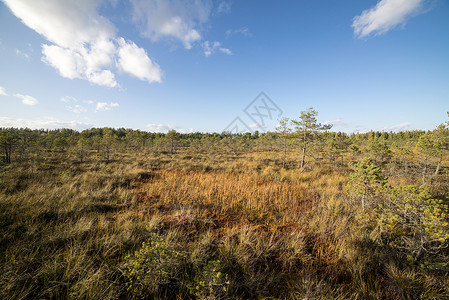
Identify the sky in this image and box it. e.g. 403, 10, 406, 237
0, 0, 448, 134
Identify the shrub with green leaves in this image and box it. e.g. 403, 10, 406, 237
188, 260, 229, 299
376, 185, 449, 263
123, 235, 186, 295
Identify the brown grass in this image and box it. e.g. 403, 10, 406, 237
0, 148, 448, 299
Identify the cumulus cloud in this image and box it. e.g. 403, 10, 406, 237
3, 0, 162, 86
41, 42, 118, 87
0, 117, 92, 130
202, 41, 232, 57
352, 0, 427, 38
130, 0, 212, 49
0, 86, 8, 96
96, 102, 119, 111
14, 94, 38, 106
117, 38, 162, 83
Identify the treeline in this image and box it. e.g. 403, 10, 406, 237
0, 127, 421, 161
1, 110, 448, 181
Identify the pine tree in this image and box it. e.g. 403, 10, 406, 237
276, 117, 291, 169
290, 107, 331, 170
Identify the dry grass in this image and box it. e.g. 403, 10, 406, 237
0, 148, 448, 299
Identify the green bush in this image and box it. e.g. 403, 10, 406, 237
376, 185, 449, 265
123, 235, 186, 296
188, 260, 229, 299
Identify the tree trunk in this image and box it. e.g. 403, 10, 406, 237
300, 131, 307, 170
433, 153, 442, 177
300, 146, 306, 169
4, 144, 11, 164
106, 148, 110, 163
282, 139, 286, 169
422, 157, 428, 186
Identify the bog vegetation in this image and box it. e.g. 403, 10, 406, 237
1, 109, 449, 299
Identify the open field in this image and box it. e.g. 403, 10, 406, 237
1, 127, 449, 299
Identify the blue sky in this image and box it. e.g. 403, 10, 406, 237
0, 0, 448, 133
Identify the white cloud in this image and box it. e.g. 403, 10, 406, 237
40, 37, 119, 88
217, 1, 231, 14
352, 0, 427, 38
96, 102, 119, 111
14, 93, 38, 106
117, 38, 163, 83
0, 86, 8, 96
130, 0, 212, 49
3, 0, 162, 86
323, 118, 370, 133
220, 48, 232, 55
15, 49, 31, 61
67, 105, 87, 114
202, 41, 232, 57
146, 123, 184, 133
323, 118, 349, 127
382, 122, 412, 132
60, 96, 77, 103
249, 123, 260, 129
4, 0, 114, 49
61, 96, 111, 113
226, 27, 251, 37
0, 117, 91, 130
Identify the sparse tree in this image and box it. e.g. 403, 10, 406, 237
276, 117, 291, 169
0, 129, 19, 164
101, 128, 117, 162
416, 132, 440, 185
166, 130, 178, 155
291, 108, 332, 170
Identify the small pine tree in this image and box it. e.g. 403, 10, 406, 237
349, 157, 387, 209
276, 117, 291, 169
291, 107, 332, 170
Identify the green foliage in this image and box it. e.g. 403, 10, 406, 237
290, 107, 332, 169
325, 132, 351, 168
369, 139, 392, 164
416, 132, 441, 158
0, 129, 20, 164
348, 157, 387, 208
187, 260, 229, 299
123, 235, 186, 296
376, 185, 449, 261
